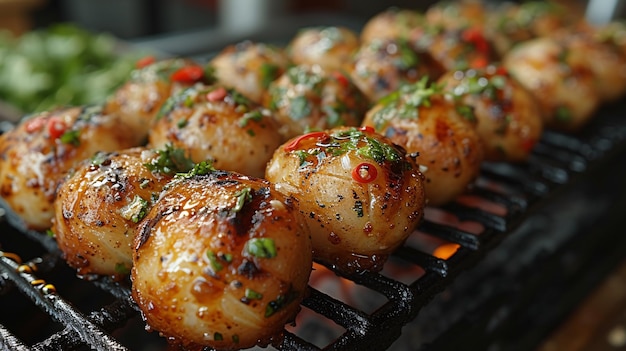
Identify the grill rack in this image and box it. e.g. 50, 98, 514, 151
1, 100, 626, 351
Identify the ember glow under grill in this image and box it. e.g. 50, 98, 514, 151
1, 100, 626, 350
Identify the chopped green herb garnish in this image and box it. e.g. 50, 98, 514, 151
46, 229, 55, 238
245, 288, 263, 300
265, 294, 289, 318
206, 250, 223, 272
144, 144, 195, 175
90, 152, 109, 166
456, 105, 477, 123
176, 119, 188, 128
232, 335, 240, 343
260, 62, 280, 88
60, 130, 80, 146
156, 87, 198, 119
238, 110, 264, 127
214, 332, 223, 341
289, 96, 312, 120
233, 187, 253, 213
555, 106, 572, 122
120, 195, 149, 223
114, 262, 130, 275
245, 238, 277, 258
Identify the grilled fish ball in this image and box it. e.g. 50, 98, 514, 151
362, 80, 484, 206
411, 25, 497, 71
503, 36, 600, 132
555, 30, 626, 102
148, 84, 283, 178
0, 106, 139, 231
349, 38, 445, 103
264, 65, 369, 140
103, 58, 214, 143
360, 8, 424, 44
288, 26, 360, 72
210, 41, 289, 104
485, 1, 577, 57
265, 126, 425, 273
132, 170, 312, 350
438, 65, 544, 162
425, 0, 488, 31
52, 146, 188, 278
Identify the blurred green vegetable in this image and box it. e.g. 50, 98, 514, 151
0, 23, 150, 119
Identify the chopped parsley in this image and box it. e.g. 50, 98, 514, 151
214, 332, 223, 341
245, 238, 277, 258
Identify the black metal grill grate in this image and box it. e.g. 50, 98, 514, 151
1, 100, 626, 351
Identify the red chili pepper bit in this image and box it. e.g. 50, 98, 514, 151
47, 117, 67, 139
469, 56, 489, 69
24, 117, 45, 133
171, 65, 205, 84
495, 65, 508, 76
331, 71, 350, 88
136, 55, 156, 69
283, 131, 328, 152
352, 163, 378, 183
206, 87, 228, 102
359, 125, 376, 134
462, 27, 490, 54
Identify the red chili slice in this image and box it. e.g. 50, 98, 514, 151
332, 71, 350, 88
283, 131, 328, 151
206, 87, 228, 102
352, 163, 378, 183
359, 125, 375, 134
462, 27, 489, 54
136, 55, 156, 69
171, 65, 205, 84
24, 117, 45, 133
47, 117, 67, 139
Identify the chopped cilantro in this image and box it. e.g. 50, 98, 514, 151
214, 332, 223, 341
353, 200, 364, 217
555, 106, 572, 123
